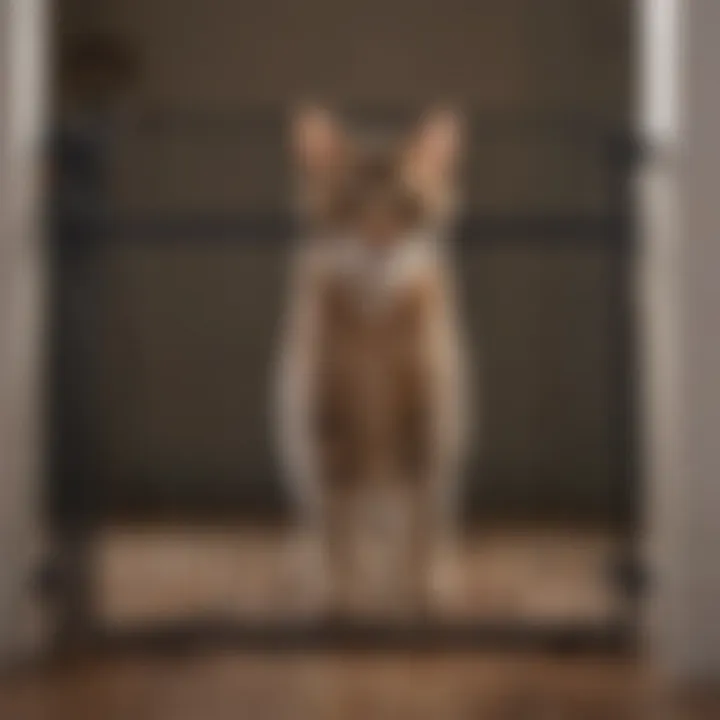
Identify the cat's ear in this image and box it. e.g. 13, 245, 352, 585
403, 108, 464, 199
290, 104, 347, 178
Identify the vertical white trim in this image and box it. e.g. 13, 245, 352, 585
641, 0, 720, 683
638, 0, 682, 146
0, 0, 50, 664
637, 0, 685, 675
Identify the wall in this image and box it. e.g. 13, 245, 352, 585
58, 0, 630, 213
59, 0, 629, 112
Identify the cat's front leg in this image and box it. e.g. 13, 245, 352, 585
413, 470, 465, 618
405, 484, 435, 618
323, 484, 359, 622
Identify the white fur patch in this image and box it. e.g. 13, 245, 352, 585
317, 232, 435, 311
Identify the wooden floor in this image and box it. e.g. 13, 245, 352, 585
1, 652, 718, 719
94, 524, 626, 626
2, 525, 718, 718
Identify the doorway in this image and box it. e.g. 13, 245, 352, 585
49, 0, 639, 649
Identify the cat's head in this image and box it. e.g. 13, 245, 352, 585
290, 105, 464, 249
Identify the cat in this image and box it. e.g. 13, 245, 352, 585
275, 105, 469, 618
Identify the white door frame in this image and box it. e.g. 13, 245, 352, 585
0, 0, 50, 664
639, 0, 720, 683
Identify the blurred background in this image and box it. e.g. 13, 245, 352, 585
2, 0, 720, 717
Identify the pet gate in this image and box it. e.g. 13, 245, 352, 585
47, 109, 642, 651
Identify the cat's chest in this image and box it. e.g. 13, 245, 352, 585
315, 235, 432, 309
320, 278, 425, 369
303, 237, 439, 406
